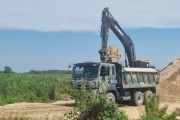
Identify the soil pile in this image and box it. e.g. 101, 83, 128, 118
158, 58, 180, 102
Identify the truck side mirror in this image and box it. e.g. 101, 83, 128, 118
68, 63, 74, 68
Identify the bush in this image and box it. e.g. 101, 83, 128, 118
140, 96, 176, 120
68, 85, 92, 106
64, 86, 128, 120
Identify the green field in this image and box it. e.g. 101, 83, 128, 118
0, 73, 71, 105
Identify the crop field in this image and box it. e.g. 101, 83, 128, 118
0, 73, 71, 105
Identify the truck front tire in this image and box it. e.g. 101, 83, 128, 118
134, 91, 144, 106
106, 92, 116, 102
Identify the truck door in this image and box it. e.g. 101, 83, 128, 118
98, 65, 116, 93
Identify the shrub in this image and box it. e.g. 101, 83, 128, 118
64, 86, 128, 120
68, 85, 92, 106
140, 96, 176, 120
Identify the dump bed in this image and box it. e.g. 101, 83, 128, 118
120, 67, 159, 89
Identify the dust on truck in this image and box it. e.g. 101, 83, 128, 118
71, 7, 159, 106
71, 62, 159, 106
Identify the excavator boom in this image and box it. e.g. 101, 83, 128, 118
99, 8, 149, 68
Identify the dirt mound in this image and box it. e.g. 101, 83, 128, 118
157, 58, 180, 102
107, 45, 121, 62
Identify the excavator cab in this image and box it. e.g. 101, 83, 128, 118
134, 60, 150, 68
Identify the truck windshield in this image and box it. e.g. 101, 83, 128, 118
73, 65, 98, 78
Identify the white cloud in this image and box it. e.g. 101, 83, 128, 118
0, 0, 180, 31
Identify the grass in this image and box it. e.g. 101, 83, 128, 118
0, 73, 71, 105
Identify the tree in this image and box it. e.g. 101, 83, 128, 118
3, 66, 13, 73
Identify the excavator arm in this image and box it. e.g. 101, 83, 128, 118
99, 8, 136, 67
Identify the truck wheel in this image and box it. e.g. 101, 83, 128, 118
106, 92, 116, 102
144, 91, 153, 104
134, 91, 144, 106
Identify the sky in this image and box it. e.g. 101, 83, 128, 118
0, 0, 180, 72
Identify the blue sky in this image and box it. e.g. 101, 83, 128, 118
0, 0, 180, 72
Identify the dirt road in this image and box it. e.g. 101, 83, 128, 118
0, 101, 74, 120
0, 100, 179, 120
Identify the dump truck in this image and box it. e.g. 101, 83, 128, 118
70, 8, 159, 105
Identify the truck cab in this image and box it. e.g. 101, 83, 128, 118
71, 62, 159, 105
71, 62, 117, 93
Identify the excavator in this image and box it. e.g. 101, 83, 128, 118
70, 8, 159, 106
99, 7, 150, 68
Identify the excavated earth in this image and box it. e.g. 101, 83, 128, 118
0, 58, 180, 120
157, 58, 180, 103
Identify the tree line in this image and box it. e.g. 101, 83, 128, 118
28, 70, 71, 74
0, 66, 15, 74
0, 66, 72, 74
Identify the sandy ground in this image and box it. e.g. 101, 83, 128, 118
0, 101, 74, 120
0, 100, 179, 120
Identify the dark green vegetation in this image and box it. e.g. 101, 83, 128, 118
0, 74, 71, 105
64, 86, 128, 120
0, 65, 71, 74
27, 70, 71, 74
0, 66, 15, 74
65, 96, 128, 120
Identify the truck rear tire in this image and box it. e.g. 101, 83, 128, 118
134, 91, 144, 106
144, 91, 153, 104
106, 92, 116, 102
